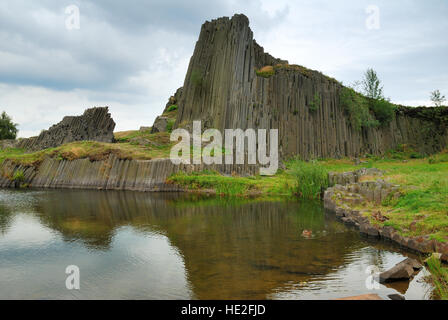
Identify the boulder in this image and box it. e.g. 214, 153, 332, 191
379, 258, 421, 283
388, 294, 405, 300
151, 116, 170, 133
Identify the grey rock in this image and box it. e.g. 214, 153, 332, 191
379, 258, 420, 283
151, 116, 170, 133
388, 294, 405, 300
18, 107, 115, 151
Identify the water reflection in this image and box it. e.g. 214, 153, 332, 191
0, 189, 433, 299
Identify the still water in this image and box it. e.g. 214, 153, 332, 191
0, 189, 433, 300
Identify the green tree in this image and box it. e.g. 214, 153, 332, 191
362, 68, 384, 99
430, 90, 446, 107
0, 111, 18, 140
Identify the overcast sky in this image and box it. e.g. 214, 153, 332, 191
1, 0, 447, 138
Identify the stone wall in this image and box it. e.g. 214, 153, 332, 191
17, 107, 116, 151
174, 14, 448, 160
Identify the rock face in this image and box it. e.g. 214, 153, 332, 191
174, 14, 448, 160
18, 107, 115, 151
151, 116, 169, 133
0, 156, 259, 191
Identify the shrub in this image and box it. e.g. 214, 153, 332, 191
166, 119, 175, 133
166, 105, 178, 112
339, 87, 378, 131
288, 159, 329, 199
0, 111, 18, 140
12, 170, 25, 184
309, 92, 321, 112
370, 98, 396, 125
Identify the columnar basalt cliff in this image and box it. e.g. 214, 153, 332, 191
173, 14, 448, 159
18, 107, 116, 151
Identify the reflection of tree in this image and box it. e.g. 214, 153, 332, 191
0, 204, 12, 235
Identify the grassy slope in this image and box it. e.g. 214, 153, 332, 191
0, 131, 174, 166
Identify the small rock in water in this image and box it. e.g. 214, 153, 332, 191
388, 294, 405, 300
379, 258, 422, 283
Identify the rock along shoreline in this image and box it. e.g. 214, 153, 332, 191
323, 168, 448, 262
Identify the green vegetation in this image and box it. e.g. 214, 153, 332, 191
430, 90, 446, 107
0, 132, 174, 166
426, 256, 448, 300
362, 68, 383, 100
309, 92, 321, 112
0, 111, 18, 140
287, 159, 329, 199
166, 105, 178, 112
12, 169, 24, 183
339, 87, 379, 131
168, 169, 295, 197
340, 69, 396, 130
166, 119, 175, 133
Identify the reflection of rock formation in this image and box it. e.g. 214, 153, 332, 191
0, 203, 13, 235
29, 190, 375, 299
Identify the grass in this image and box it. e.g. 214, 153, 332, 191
426, 256, 448, 300
167, 169, 295, 197
287, 158, 329, 199
255, 66, 275, 78
315, 150, 448, 242
0, 132, 174, 166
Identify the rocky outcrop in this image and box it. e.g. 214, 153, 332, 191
151, 116, 170, 133
0, 155, 259, 191
173, 14, 448, 160
324, 169, 448, 261
17, 107, 115, 151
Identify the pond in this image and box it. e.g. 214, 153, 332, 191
0, 189, 433, 299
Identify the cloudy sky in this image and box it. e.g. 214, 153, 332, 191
0, 0, 447, 138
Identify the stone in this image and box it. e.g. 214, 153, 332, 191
18, 107, 115, 151
359, 223, 379, 237
379, 258, 420, 283
388, 294, 405, 301
151, 116, 170, 133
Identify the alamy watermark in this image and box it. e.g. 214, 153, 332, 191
365, 5, 380, 30
65, 265, 80, 290
170, 121, 278, 175
65, 5, 80, 30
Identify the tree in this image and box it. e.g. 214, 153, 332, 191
362, 68, 384, 100
0, 111, 18, 140
430, 90, 446, 107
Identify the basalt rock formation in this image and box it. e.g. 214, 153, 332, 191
18, 107, 115, 151
172, 14, 448, 159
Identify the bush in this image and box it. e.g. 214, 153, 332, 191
288, 159, 329, 199
339, 87, 378, 131
166, 105, 178, 112
0, 111, 18, 140
370, 98, 396, 125
12, 170, 25, 183
309, 92, 321, 112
